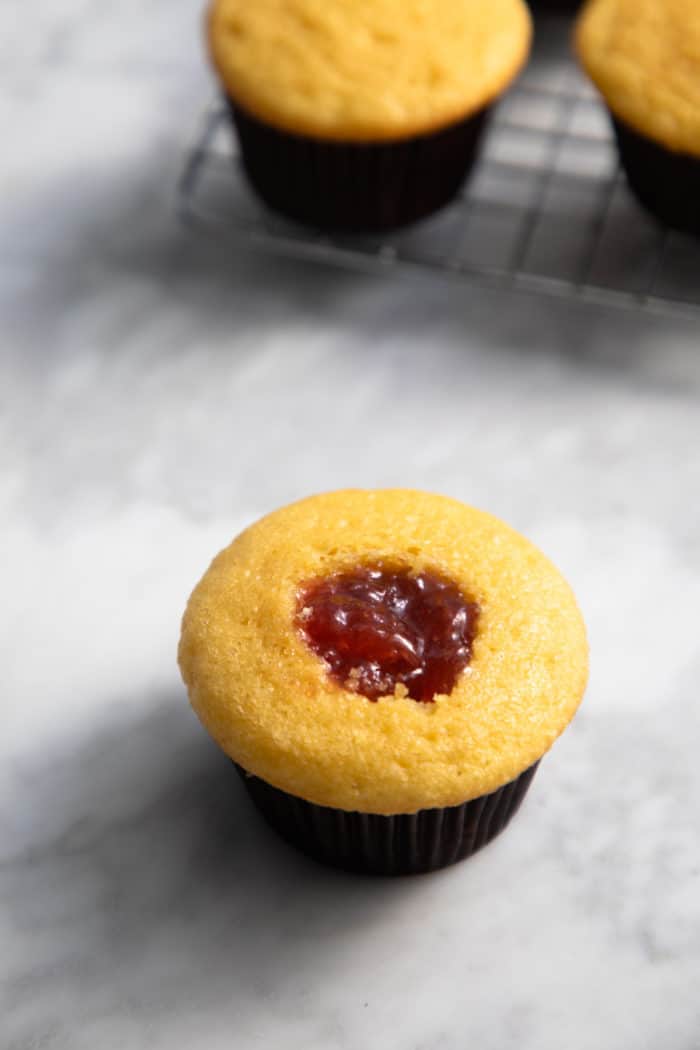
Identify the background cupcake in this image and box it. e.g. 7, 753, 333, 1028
207, 0, 532, 231
179, 490, 588, 876
576, 0, 700, 236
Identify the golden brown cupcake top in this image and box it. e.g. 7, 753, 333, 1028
576, 0, 700, 155
179, 490, 588, 814
207, 0, 532, 141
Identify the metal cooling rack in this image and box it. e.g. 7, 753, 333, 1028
177, 18, 700, 319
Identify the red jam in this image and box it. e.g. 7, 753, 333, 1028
296, 564, 479, 703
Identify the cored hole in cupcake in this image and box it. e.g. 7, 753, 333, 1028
296, 564, 479, 703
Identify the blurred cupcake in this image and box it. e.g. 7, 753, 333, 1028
207, 0, 532, 231
576, 0, 700, 235
179, 490, 588, 876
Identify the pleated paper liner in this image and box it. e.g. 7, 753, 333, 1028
227, 98, 491, 232
529, 1, 581, 12
236, 760, 539, 876
612, 116, 700, 237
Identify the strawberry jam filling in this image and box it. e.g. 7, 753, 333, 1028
296, 564, 479, 703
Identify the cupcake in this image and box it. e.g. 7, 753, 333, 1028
206, 0, 532, 231
179, 490, 588, 876
576, 0, 700, 235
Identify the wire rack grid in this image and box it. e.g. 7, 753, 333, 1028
177, 19, 700, 320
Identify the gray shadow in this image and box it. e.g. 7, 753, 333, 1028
5, 78, 700, 400
3, 698, 410, 1048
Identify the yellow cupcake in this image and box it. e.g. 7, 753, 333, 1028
576, 0, 700, 155
179, 490, 588, 819
206, 0, 532, 230
208, 0, 532, 142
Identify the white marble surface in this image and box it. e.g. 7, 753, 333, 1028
2, 4, 700, 1048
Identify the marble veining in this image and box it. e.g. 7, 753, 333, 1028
2, 3, 700, 1048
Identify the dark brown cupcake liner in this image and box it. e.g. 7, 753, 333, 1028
235, 760, 539, 876
227, 98, 491, 232
530, 1, 580, 12
612, 116, 700, 237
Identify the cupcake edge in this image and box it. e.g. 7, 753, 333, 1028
229, 97, 492, 231
236, 760, 540, 875
611, 115, 700, 236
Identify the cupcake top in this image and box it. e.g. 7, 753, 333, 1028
179, 490, 588, 814
207, 0, 532, 142
576, 0, 700, 155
